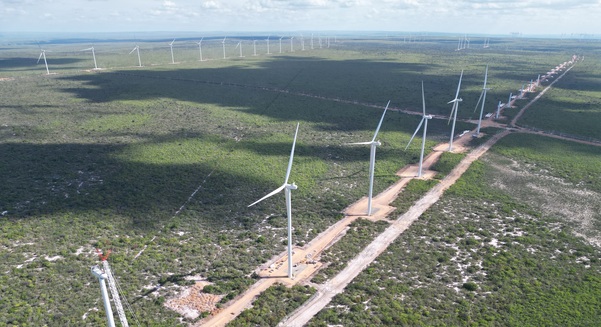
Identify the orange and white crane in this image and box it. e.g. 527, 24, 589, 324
91, 249, 129, 327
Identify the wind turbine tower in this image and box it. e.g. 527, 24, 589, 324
169, 39, 176, 64
222, 36, 227, 59
474, 65, 490, 135
249, 123, 301, 279
506, 93, 513, 109
311, 33, 314, 49
405, 83, 432, 177
290, 36, 294, 52
266, 36, 271, 54
279, 36, 284, 53
129, 45, 142, 67
197, 37, 204, 61
81, 47, 98, 70
447, 70, 464, 152
300, 34, 305, 51
37, 49, 50, 75
348, 101, 390, 216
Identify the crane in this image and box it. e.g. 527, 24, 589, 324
91, 249, 129, 327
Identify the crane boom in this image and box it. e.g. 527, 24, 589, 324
102, 260, 129, 327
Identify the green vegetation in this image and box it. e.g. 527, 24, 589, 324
391, 178, 439, 214
311, 218, 390, 284
227, 284, 316, 327
0, 35, 599, 325
431, 151, 466, 178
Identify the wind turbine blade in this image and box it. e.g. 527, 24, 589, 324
474, 91, 484, 113
405, 118, 424, 150
129, 47, 137, 54
447, 103, 456, 125
421, 81, 426, 116
453, 70, 464, 100
348, 141, 373, 145
81, 47, 93, 51
483, 65, 489, 86
284, 123, 300, 185
248, 184, 286, 207
371, 100, 390, 142
170, 39, 175, 45
37, 52, 43, 63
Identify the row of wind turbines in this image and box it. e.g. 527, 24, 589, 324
36, 34, 336, 74
246, 66, 493, 278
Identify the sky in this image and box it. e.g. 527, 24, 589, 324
1, 0, 601, 36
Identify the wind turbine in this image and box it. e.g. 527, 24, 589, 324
348, 100, 390, 216
290, 36, 294, 52
169, 39, 176, 64
310, 33, 314, 49
300, 34, 305, 51
235, 41, 244, 57
447, 70, 464, 152
405, 82, 431, 178
253, 40, 257, 56
81, 47, 98, 70
266, 35, 271, 54
473, 65, 490, 135
506, 93, 513, 109
279, 36, 284, 53
37, 49, 50, 75
222, 36, 227, 59
197, 37, 204, 61
129, 45, 142, 67
248, 123, 300, 279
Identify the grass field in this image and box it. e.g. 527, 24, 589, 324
1, 35, 600, 325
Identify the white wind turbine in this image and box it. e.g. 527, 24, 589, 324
300, 34, 305, 51
290, 36, 294, 52
197, 37, 204, 61
129, 45, 142, 67
222, 36, 227, 59
405, 82, 431, 178
37, 49, 50, 75
248, 123, 300, 279
253, 40, 257, 56
279, 36, 284, 53
310, 33, 314, 49
447, 70, 464, 152
266, 35, 271, 54
169, 39, 176, 64
235, 41, 244, 57
81, 47, 98, 70
348, 101, 390, 216
473, 65, 490, 135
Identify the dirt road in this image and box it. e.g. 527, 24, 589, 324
279, 130, 510, 327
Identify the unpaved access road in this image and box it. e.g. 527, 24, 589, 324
279, 130, 511, 327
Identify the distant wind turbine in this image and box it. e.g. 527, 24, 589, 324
473, 65, 490, 135
169, 39, 176, 64
447, 70, 464, 152
311, 33, 314, 49
348, 101, 390, 216
279, 36, 284, 53
222, 36, 227, 59
300, 34, 305, 51
253, 40, 257, 56
235, 41, 243, 57
129, 45, 142, 67
37, 49, 50, 75
249, 123, 301, 279
290, 36, 294, 52
81, 47, 98, 70
197, 37, 204, 61
266, 35, 271, 54
405, 83, 432, 178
